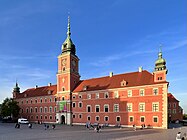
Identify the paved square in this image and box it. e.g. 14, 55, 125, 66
0, 123, 186, 140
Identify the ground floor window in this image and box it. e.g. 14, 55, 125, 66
49, 116, 52, 119
72, 114, 76, 118
140, 116, 145, 122
40, 115, 42, 120
129, 116, 134, 122
96, 116, 99, 121
87, 116, 91, 121
79, 114, 82, 119
104, 116, 109, 122
153, 116, 158, 123
116, 116, 120, 122
45, 115, 47, 119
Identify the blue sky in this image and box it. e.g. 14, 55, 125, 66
0, 0, 186, 113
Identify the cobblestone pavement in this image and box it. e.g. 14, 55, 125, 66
0, 123, 186, 140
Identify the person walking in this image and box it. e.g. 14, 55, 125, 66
176, 132, 182, 140
133, 124, 136, 131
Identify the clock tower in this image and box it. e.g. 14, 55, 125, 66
56, 16, 80, 125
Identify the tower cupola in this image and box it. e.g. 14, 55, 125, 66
13, 82, 20, 93
61, 16, 76, 55
155, 48, 167, 71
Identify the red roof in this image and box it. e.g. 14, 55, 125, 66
73, 70, 168, 92
168, 93, 179, 102
16, 85, 57, 99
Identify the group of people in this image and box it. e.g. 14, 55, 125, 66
176, 132, 187, 140
85, 122, 101, 132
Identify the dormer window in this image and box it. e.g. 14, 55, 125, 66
121, 80, 127, 86
83, 85, 88, 91
157, 77, 162, 80
48, 90, 52, 94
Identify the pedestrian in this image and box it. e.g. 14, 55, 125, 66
28, 123, 32, 129
133, 124, 136, 131
52, 124, 56, 129
182, 133, 187, 140
176, 132, 182, 140
44, 124, 47, 130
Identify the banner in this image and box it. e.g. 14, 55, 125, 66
59, 101, 67, 111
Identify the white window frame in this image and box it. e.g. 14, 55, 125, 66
127, 90, 132, 97
104, 92, 109, 98
72, 102, 76, 108
95, 105, 100, 112
153, 116, 158, 123
87, 105, 91, 112
104, 104, 109, 112
152, 102, 159, 112
129, 116, 134, 122
139, 89, 145, 96
140, 116, 145, 123
116, 116, 121, 122
104, 116, 109, 122
153, 88, 158, 95
95, 93, 99, 99
139, 102, 145, 112
87, 116, 91, 121
114, 91, 119, 98
79, 102, 82, 108
87, 94, 91, 99
40, 107, 43, 113
127, 103, 132, 112
114, 104, 119, 112
95, 116, 100, 121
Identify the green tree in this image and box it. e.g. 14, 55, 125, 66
0, 98, 20, 118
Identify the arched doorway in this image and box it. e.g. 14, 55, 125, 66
61, 115, 65, 124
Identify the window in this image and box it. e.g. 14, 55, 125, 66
79, 95, 82, 99
173, 109, 176, 114
104, 104, 109, 112
168, 103, 171, 108
153, 88, 158, 95
114, 104, 119, 112
44, 107, 48, 113
95, 105, 100, 112
26, 108, 29, 113
87, 94, 91, 99
140, 116, 145, 122
140, 89, 144, 96
168, 109, 171, 114
54, 98, 57, 102
54, 107, 57, 112
79, 114, 82, 119
21, 100, 23, 104
35, 99, 37, 103
127, 103, 132, 112
96, 116, 99, 121
73, 114, 76, 118
114, 91, 119, 98
40, 107, 43, 113
30, 107, 33, 113
129, 116, 134, 122
87, 116, 91, 121
35, 107, 38, 113
40, 115, 42, 120
40, 98, 42, 103
116, 116, 120, 122
96, 93, 99, 99
62, 96, 65, 101
45, 98, 47, 103
50, 116, 52, 119
153, 116, 158, 123
104, 116, 109, 122
139, 103, 145, 112
45, 115, 47, 119
62, 87, 65, 91
30, 99, 32, 104
79, 102, 82, 108
152, 103, 159, 112
72, 102, 76, 108
173, 103, 176, 108
50, 98, 52, 102
49, 106, 52, 113
158, 77, 162, 80
36, 115, 38, 119
104, 92, 109, 98
87, 105, 91, 112
26, 100, 28, 104
72, 95, 76, 99
127, 90, 132, 97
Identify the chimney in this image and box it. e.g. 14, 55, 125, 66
48, 83, 52, 86
109, 72, 113, 77
35, 85, 38, 89
139, 66, 143, 72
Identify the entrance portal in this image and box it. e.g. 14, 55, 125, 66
61, 115, 65, 124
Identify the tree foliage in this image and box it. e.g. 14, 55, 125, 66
0, 98, 20, 118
